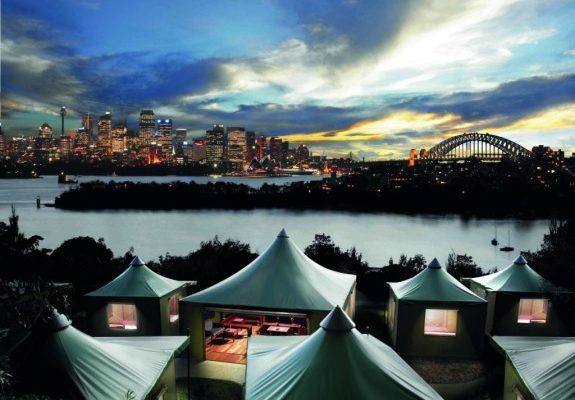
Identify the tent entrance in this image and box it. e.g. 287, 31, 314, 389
204, 307, 309, 364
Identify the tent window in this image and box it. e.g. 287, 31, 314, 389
169, 295, 181, 323
518, 298, 548, 324
107, 303, 137, 330
388, 299, 396, 329
424, 309, 457, 336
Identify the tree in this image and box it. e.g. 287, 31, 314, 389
304, 234, 368, 275
150, 236, 258, 290
446, 252, 483, 280
523, 218, 575, 291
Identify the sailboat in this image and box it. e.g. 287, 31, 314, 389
491, 228, 499, 246
500, 231, 514, 252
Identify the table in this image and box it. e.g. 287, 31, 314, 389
267, 326, 291, 334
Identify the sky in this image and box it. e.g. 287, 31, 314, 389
2, 0, 575, 159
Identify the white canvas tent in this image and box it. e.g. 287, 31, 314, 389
387, 258, 487, 358
13, 308, 187, 400
468, 255, 570, 336
181, 229, 357, 360
492, 336, 575, 400
182, 229, 356, 312
245, 306, 443, 400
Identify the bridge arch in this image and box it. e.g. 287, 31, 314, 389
423, 132, 532, 160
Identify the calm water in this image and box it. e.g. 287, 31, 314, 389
0, 175, 550, 270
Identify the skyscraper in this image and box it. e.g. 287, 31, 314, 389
246, 130, 256, 162
82, 113, 94, 142
206, 124, 224, 164
156, 119, 173, 161
139, 110, 155, 142
226, 127, 247, 169
97, 112, 112, 155
175, 128, 187, 157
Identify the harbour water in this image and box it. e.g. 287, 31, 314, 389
0, 175, 550, 270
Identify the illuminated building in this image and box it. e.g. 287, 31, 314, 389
191, 138, 206, 162
138, 110, 155, 142
226, 127, 247, 169
156, 119, 173, 162
111, 124, 128, 154
0, 125, 5, 157
206, 124, 224, 164
269, 136, 283, 162
97, 112, 112, 155
175, 128, 187, 157
58, 136, 73, 159
408, 149, 417, 167
256, 135, 267, 159
246, 130, 256, 161
82, 113, 94, 142
295, 144, 309, 163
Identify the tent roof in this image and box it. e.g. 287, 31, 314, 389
389, 258, 486, 303
469, 255, 565, 293
85, 256, 193, 298
182, 230, 356, 312
245, 306, 442, 400
492, 336, 575, 400
22, 308, 188, 400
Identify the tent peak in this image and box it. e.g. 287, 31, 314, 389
320, 305, 355, 332
130, 255, 146, 267
513, 255, 527, 265
277, 229, 289, 238
428, 258, 442, 269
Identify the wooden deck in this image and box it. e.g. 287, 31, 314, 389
206, 327, 254, 364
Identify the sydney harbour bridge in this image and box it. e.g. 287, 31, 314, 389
420, 132, 532, 161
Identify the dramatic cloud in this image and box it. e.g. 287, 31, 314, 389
2, 0, 575, 156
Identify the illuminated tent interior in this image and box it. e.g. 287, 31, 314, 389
10, 308, 188, 400
245, 306, 443, 400
85, 256, 195, 336
387, 258, 487, 358
181, 229, 356, 362
468, 255, 570, 336
491, 336, 575, 400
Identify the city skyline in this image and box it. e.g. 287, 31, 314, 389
2, 0, 575, 159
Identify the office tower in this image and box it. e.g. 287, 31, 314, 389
37, 123, 54, 151
156, 119, 173, 161
191, 138, 207, 162
0, 124, 5, 157
139, 110, 155, 142
206, 124, 224, 164
246, 131, 256, 162
111, 124, 128, 154
82, 113, 94, 142
256, 135, 267, 160
138, 110, 154, 162
58, 136, 73, 159
175, 128, 187, 157
97, 112, 112, 155
281, 141, 289, 164
269, 137, 283, 162
226, 127, 247, 169
296, 144, 310, 163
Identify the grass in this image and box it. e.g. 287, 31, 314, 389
177, 377, 243, 400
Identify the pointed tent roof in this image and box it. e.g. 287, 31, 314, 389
15, 308, 188, 400
245, 306, 443, 400
85, 256, 193, 298
492, 336, 575, 400
469, 255, 566, 293
182, 230, 356, 312
389, 258, 486, 303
